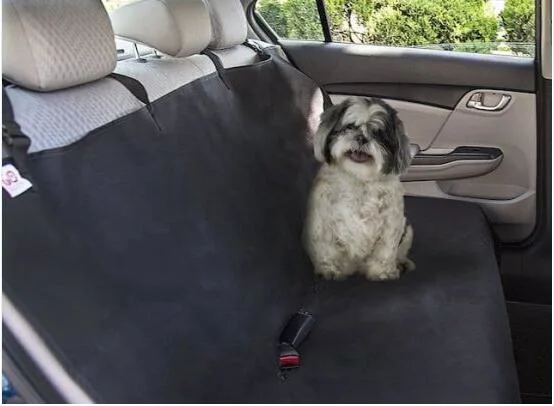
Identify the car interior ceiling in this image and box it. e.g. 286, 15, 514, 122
1, 0, 551, 403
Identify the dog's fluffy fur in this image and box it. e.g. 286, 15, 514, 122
304, 97, 415, 281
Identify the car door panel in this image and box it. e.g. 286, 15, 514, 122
282, 41, 536, 92
407, 89, 536, 241
326, 83, 473, 109
281, 40, 537, 242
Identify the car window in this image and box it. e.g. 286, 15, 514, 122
256, 0, 535, 57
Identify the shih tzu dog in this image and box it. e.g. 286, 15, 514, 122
304, 97, 414, 281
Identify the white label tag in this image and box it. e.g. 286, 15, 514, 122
2, 164, 32, 198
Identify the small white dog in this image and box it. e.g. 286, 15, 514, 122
304, 97, 414, 281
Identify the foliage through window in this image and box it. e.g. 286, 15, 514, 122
256, 0, 535, 57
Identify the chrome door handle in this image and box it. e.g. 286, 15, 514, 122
466, 92, 511, 111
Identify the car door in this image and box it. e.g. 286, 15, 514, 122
253, 0, 538, 244
249, 0, 551, 402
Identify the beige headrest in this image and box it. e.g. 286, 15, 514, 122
2, 0, 116, 92
110, 0, 212, 58
206, 0, 248, 50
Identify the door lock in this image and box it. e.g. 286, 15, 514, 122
466, 92, 511, 112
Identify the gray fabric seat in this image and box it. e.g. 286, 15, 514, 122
111, 0, 217, 102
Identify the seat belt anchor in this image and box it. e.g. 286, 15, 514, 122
3, 123, 30, 150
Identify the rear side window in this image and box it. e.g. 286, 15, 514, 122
257, 0, 324, 41
256, 0, 535, 57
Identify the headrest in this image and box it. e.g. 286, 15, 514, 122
206, 0, 247, 50
111, 0, 211, 58
2, 0, 116, 92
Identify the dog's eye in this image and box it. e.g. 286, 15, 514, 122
344, 124, 356, 131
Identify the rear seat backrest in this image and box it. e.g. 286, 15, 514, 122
111, 0, 209, 58
204, 0, 324, 129
205, 0, 259, 68
3, 1, 321, 402
2, 0, 145, 153
111, 0, 216, 102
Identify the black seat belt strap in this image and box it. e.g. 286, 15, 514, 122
2, 86, 34, 182
109, 73, 163, 131
109, 73, 150, 105
321, 90, 333, 110
242, 39, 266, 57
201, 50, 232, 89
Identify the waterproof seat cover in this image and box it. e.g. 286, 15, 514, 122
4, 47, 520, 403
3, 0, 519, 400
3, 61, 317, 403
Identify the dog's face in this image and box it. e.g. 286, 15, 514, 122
314, 97, 412, 180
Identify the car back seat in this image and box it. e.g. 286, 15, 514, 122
3, 0, 520, 403
3, 0, 313, 402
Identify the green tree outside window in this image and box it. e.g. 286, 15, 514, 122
257, 0, 535, 57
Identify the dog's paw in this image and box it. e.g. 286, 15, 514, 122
366, 271, 400, 282
322, 272, 347, 281
363, 263, 400, 282
397, 258, 416, 274
314, 265, 347, 281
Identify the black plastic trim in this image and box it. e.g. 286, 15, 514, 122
2, 324, 66, 403
412, 146, 503, 166
326, 83, 475, 109
282, 41, 536, 93
3, 354, 45, 403
250, 2, 279, 44
315, 0, 332, 42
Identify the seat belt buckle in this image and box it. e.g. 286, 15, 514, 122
278, 343, 300, 370
279, 309, 315, 348
3, 123, 30, 149
278, 309, 315, 370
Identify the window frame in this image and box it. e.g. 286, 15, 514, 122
315, 0, 332, 42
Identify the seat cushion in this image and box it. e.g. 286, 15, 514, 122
285, 196, 520, 403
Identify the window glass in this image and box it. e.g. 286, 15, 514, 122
257, 0, 324, 40
256, 0, 535, 57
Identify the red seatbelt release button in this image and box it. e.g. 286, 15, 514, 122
278, 343, 300, 370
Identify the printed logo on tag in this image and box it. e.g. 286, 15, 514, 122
2, 164, 32, 197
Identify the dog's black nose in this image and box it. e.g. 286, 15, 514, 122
355, 133, 366, 144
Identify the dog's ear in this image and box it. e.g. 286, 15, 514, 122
389, 117, 412, 175
314, 99, 351, 163
368, 100, 412, 175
